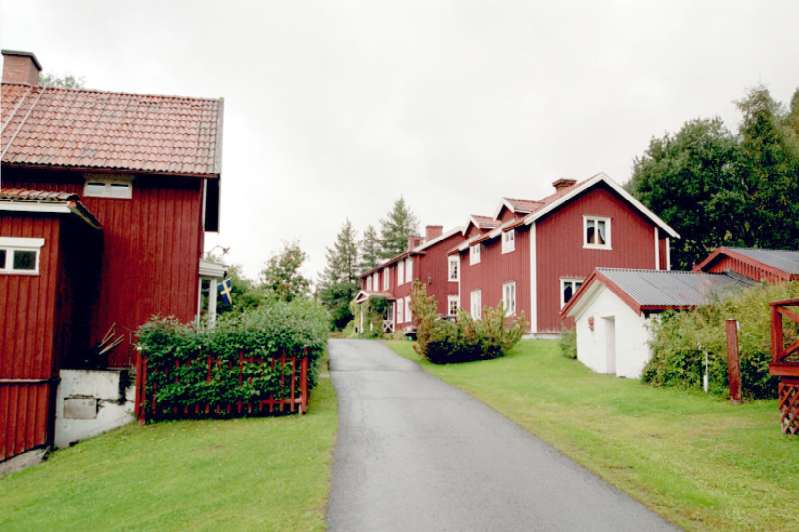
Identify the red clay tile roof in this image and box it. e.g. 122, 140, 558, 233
1, 83, 223, 177
503, 198, 544, 213
0, 187, 78, 202
0, 187, 101, 227
470, 214, 499, 229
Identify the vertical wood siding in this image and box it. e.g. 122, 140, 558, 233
0, 214, 61, 461
5, 168, 204, 367
536, 184, 660, 332
459, 228, 531, 321
418, 232, 465, 315
703, 255, 787, 283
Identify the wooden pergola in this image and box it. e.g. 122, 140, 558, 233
770, 298, 799, 434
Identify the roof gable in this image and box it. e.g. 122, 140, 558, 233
1, 83, 223, 178
694, 247, 799, 278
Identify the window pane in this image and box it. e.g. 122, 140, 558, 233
13, 250, 36, 271
85, 182, 106, 195
563, 282, 573, 304
586, 219, 595, 244
596, 220, 606, 245
0, 249, 5, 268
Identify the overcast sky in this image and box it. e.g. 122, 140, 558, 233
2, 0, 797, 280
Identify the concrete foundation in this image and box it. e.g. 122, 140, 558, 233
54, 369, 135, 448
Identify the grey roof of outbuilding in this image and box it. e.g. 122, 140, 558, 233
596, 268, 755, 308
724, 248, 799, 275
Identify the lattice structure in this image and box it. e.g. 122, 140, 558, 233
778, 378, 799, 435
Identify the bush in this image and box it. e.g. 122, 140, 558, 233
559, 328, 577, 359
417, 301, 527, 364
136, 298, 330, 419
642, 281, 799, 399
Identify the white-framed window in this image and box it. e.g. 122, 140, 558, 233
396, 299, 404, 323
583, 216, 611, 249
501, 229, 515, 254
0, 237, 44, 275
448, 255, 459, 281
373, 272, 379, 291
84, 175, 133, 199
405, 296, 412, 323
470, 289, 482, 320
447, 295, 459, 317
469, 244, 481, 265
382, 267, 390, 290
502, 281, 516, 316
405, 257, 413, 283
366, 276, 372, 291
560, 278, 584, 308
397, 260, 405, 285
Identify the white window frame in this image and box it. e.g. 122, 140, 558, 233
405, 296, 412, 323
583, 215, 612, 250
366, 276, 372, 291
447, 295, 459, 317
397, 260, 405, 285
396, 299, 404, 324
448, 255, 459, 281
405, 257, 413, 283
501, 229, 515, 254
0, 237, 44, 275
502, 281, 516, 316
382, 267, 390, 290
373, 272, 379, 291
469, 244, 481, 265
470, 289, 482, 320
560, 278, 584, 308
84, 175, 133, 199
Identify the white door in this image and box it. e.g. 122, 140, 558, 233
603, 317, 616, 375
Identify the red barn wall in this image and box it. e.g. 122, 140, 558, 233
4, 167, 204, 367
459, 227, 531, 322
0, 213, 61, 461
535, 184, 660, 332
418, 232, 465, 315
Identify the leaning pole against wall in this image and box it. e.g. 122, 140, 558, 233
769, 299, 799, 435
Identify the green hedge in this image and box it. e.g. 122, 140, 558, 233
643, 281, 799, 399
136, 299, 330, 420
559, 328, 577, 359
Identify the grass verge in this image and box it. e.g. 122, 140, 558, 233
386, 339, 798, 531
0, 375, 337, 532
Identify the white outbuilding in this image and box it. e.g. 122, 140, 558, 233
561, 268, 753, 379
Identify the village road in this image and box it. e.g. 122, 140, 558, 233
326, 339, 674, 532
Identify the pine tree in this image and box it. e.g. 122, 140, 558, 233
378, 197, 419, 259
320, 220, 359, 287
359, 224, 381, 273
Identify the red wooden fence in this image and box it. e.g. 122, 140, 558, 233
134, 352, 310, 424
769, 299, 799, 435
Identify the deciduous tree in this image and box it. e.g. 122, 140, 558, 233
260, 241, 310, 302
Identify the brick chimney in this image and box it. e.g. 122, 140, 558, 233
407, 234, 423, 251
2, 50, 41, 85
425, 225, 443, 241
552, 178, 577, 192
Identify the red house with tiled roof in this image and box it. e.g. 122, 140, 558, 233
356, 225, 466, 333
1, 50, 224, 462
449, 173, 680, 335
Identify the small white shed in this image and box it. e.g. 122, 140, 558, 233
562, 268, 753, 379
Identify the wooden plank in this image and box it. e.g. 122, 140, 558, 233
725, 319, 742, 403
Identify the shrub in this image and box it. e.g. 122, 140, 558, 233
410, 280, 438, 356
559, 328, 577, 359
350, 296, 389, 338
136, 298, 330, 419
418, 302, 527, 364
642, 281, 799, 399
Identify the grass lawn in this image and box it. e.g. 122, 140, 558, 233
386, 339, 799, 531
0, 375, 337, 532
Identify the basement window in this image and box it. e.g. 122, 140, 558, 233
0, 237, 44, 275
84, 176, 133, 199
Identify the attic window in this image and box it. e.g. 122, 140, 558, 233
84, 176, 133, 199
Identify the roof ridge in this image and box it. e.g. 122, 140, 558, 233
0, 81, 222, 103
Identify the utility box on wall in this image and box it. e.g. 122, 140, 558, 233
54, 369, 134, 448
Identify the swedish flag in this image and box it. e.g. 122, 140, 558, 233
218, 278, 233, 305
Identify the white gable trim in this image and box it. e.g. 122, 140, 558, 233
522, 173, 680, 239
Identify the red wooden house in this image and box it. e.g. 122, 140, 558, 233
449, 173, 680, 335
693, 247, 799, 283
356, 225, 466, 333
1, 50, 224, 462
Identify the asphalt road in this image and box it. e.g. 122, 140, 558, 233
326, 339, 675, 532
